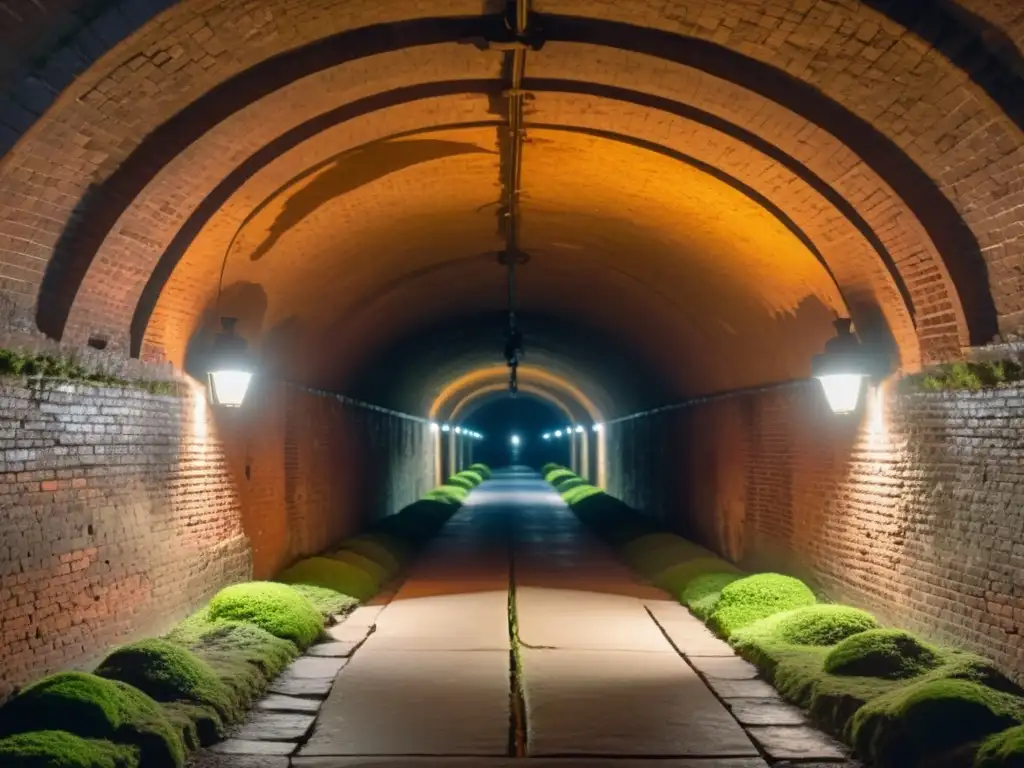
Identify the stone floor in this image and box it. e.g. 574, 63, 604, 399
197, 469, 853, 767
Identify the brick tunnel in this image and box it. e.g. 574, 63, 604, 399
1, 0, 1023, 766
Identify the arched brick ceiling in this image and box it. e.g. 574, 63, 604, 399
0, 0, 1021, 414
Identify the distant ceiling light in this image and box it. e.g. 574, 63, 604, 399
593, 423, 603, 432
429, 422, 439, 433
510, 434, 521, 447
812, 318, 870, 415
208, 317, 254, 408
574, 425, 585, 433
454, 427, 463, 434
441, 424, 451, 432
554, 430, 563, 438
542, 433, 552, 440
566, 426, 573, 434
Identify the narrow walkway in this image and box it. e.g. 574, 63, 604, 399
283, 469, 849, 766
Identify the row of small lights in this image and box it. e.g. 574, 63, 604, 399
542, 424, 603, 440
429, 423, 485, 440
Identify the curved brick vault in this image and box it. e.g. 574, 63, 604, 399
0, 1, 1022, 413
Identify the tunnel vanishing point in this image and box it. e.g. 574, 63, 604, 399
1, 0, 1024, 753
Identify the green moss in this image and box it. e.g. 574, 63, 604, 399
0, 731, 140, 768
0, 672, 184, 768
166, 617, 297, 709
160, 702, 215, 750
286, 584, 359, 618
825, 629, 942, 679
707, 573, 817, 638
327, 549, 392, 584
455, 470, 484, 486
850, 678, 1024, 768
623, 532, 717, 578
553, 476, 588, 492
336, 534, 406, 576
682, 572, 743, 620
207, 582, 323, 649
544, 468, 577, 486
901, 360, 1024, 393
424, 484, 470, 505
468, 463, 491, 479
277, 557, 378, 602
95, 638, 235, 729
976, 725, 1024, 767
446, 475, 477, 490
0, 350, 182, 396
561, 484, 603, 506
654, 557, 741, 598
734, 605, 880, 651
541, 462, 564, 475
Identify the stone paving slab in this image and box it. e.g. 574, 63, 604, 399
655, 619, 736, 657
688, 656, 760, 680
192, 753, 289, 768
284, 656, 348, 678
256, 694, 322, 714
209, 740, 296, 756
522, 648, 758, 757
367, 590, 510, 651
515, 586, 673, 652
268, 676, 334, 697
307, 641, 359, 658
747, 725, 849, 761
725, 698, 808, 726
232, 712, 316, 742
326, 623, 374, 644
338, 604, 386, 628
703, 677, 780, 699
294, 759, 769, 767
299, 649, 510, 756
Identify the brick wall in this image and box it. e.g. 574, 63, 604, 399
0, 376, 434, 698
607, 380, 1024, 682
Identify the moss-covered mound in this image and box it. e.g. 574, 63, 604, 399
327, 549, 391, 585
286, 584, 359, 618
207, 582, 323, 649
468, 463, 491, 479
0, 672, 184, 768
561, 484, 603, 506
337, 533, 406, 575
825, 629, 942, 679
424, 484, 469, 505
544, 468, 577, 486
446, 474, 477, 490
553, 476, 588, 492
740, 604, 880, 649
654, 557, 740, 598
976, 725, 1024, 768
95, 638, 234, 731
455, 470, 484, 487
623, 532, 716, 578
0, 731, 140, 768
682, 572, 743, 620
541, 462, 564, 475
166, 618, 297, 709
708, 573, 817, 638
277, 557, 378, 602
849, 678, 1024, 768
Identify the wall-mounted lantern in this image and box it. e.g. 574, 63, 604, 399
812, 318, 870, 414
593, 423, 603, 432
429, 422, 440, 433
208, 317, 254, 408
542, 432, 552, 440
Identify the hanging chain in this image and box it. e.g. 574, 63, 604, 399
502, 0, 530, 395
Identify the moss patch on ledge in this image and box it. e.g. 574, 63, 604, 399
0, 350, 181, 395
901, 360, 1024, 393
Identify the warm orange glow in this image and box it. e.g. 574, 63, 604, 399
448, 382, 576, 424
430, 365, 602, 422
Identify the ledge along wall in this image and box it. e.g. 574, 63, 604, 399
0, 377, 435, 700
605, 380, 1024, 684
